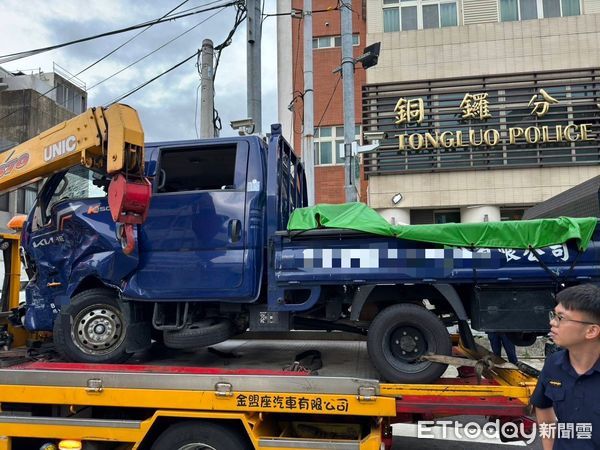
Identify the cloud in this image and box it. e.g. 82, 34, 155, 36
0, 0, 279, 141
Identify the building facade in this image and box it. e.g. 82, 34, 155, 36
277, 0, 368, 203
363, 0, 600, 224
363, 0, 600, 223
0, 65, 86, 230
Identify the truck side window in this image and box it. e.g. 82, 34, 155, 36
44, 166, 107, 220
158, 145, 237, 193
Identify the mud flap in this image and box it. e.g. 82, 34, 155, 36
125, 321, 152, 353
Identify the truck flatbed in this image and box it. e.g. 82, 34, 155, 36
0, 337, 537, 450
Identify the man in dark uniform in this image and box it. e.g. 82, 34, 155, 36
531, 284, 600, 449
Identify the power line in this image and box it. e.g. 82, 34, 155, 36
316, 75, 341, 129
105, 1, 246, 108
89, 6, 225, 91
0, 2, 230, 124
75, 0, 192, 82
292, 16, 303, 135
212, 2, 246, 81
0, 0, 240, 64
104, 51, 199, 106
211, 1, 246, 133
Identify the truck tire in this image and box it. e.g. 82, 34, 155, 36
53, 288, 133, 363
163, 318, 235, 349
367, 303, 452, 383
151, 420, 252, 450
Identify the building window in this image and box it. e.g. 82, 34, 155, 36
313, 34, 359, 49
0, 194, 8, 212
383, 0, 458, 32
17, 183, 39, 215
500, 208, 528, 221
500, 0, 580, 21
434, 210, 461, 224
314, 126, 360, 166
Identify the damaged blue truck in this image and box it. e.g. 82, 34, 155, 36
15, 121, 600, 384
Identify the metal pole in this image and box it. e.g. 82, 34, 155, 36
200, 39, 215, 138
247, 0, 262, 133
303, 0, 315, 205
341, 0, 356, 202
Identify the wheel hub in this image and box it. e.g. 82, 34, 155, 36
179, 444, 217, 450
73, 305, 124, 356
390, 326, 427, 361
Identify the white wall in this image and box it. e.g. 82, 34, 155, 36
460, 205, 501, 223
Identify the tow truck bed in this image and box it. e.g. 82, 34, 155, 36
0, 337, 537, 450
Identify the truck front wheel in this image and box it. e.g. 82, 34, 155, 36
367, 303, 452, 383
53, 288, 133, 363
151, 421, 252, 450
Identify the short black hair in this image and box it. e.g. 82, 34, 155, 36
556, 284, 600, 324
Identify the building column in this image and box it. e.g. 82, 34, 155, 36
460, 205, 501, 223
377, 207, 411, 225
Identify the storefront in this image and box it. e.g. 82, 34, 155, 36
362, 68, 600, 224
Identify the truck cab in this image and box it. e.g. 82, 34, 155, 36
20, 125, 307, 365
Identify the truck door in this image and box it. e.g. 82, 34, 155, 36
124, 141, 252, 301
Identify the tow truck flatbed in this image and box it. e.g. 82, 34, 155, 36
0, 338, 537, 450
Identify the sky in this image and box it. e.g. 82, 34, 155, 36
0, 0, 278, 142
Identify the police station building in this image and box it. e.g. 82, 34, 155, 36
363, 0, 600, 224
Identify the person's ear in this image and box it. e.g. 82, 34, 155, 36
586, 324, 600, 340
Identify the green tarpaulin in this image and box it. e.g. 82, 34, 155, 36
287, 203, 598, 251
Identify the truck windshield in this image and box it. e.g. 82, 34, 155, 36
44, 165, 107, 220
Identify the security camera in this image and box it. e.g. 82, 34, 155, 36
230, 118, 256, 135
363, 131, 387, 142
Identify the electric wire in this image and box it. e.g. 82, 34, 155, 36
0, 2, 230, 124
0, 0, 240, 64
106, 1, 245, 118
316, 75, 341, 129
104, 51, 199, 106
0, 0, 195, 123
89, 6, 225, 91
76, 0, 192, 84
211, 0, 246, 132
292, 16, 304, 135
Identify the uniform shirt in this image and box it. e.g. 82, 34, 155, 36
530, 349, 600, 449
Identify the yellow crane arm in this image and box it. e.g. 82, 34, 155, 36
0, 104, 145, 193
0, 103, 151, 254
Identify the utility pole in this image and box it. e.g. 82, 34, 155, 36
341, 0, 357, 202
200, 39, 215, 138
303, 0, 315, 205
247, 0, 262, 133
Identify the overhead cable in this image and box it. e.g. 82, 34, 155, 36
90, 7, 225, 91
0, 0, 240, 64
104, 51, 199, 106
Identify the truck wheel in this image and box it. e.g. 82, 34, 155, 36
163, 318, 235, 349
53, 288, 133, 363
151, 420, 252, 450
367, 303, 451, 383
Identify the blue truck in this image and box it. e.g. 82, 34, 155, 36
14, 122, 600, 383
